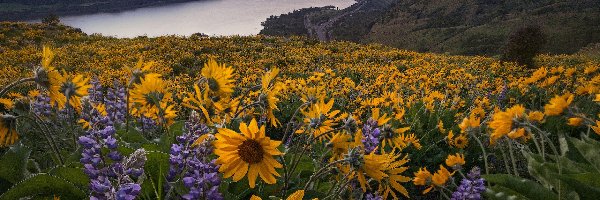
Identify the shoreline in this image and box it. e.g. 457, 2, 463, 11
0, 0, 205, 21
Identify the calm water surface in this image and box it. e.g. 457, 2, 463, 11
59, 0, 355, 38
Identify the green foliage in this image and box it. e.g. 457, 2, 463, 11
140, 151, 169, 199
0, 173, 87, 199
485, 135, 600, 199
0, 144, 31, 184
483, 174, 558, 200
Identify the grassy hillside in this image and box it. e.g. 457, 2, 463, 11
366, 0, 600, 55
262, 0, 600, 56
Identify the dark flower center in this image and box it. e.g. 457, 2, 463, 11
207, 78, 220, 92
238, 139, 264, 164
144, 91, 164, 106
61, 81, 78, 98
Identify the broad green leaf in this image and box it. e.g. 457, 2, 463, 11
0, 144, 31, 183
484, 185, 528, 200
0, 173, 86, 200
48, 166, 89, 191
571, 137, 600, 172
525, 151, 594, 192
141, 151, 169, 200
118, 127, 152, 144
557, 173, 600, 199
482, 174, 558, 200
569, 137, 600, 173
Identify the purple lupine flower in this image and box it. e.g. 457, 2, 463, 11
89, 78, 104, 104
105, 82, 127, 126
116, 183, 141, 200
361, 118, 380, 154
79, 98, 146, 200
138, 116, 157, 133
497, 84, 508, 107
32, 94, 52, 117
167, 112, 222, 200
365, 193, 383, 200
451, 167, 486, 200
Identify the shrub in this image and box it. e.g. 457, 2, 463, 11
501, 25, 546, 68
42, 14, 60, 26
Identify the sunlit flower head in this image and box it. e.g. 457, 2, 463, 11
445, 153, 465, 169
459, 114, 480, 133
201, 59, 235, 98
527, 111, 545, 123
356, 152, 392, 192
297, 99, 340, 140
214, 119, 283, 188
53, 71, 91, 112
567, 117, 583, 126
488, 104, 526, 144
413, 167, 433, 194
378, 153, 410, 199
452, 134, 469, 149
130, 73, 176, 125
544, 93, 574, 116
128, 57, 155, 85
260, 67, 285, 127
431, 165, 452, 186
0, 98, 14, 111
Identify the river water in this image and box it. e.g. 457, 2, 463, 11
58, 0, 355, 38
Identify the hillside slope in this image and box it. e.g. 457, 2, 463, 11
261, 0, 600, 55
366, 0, 600, 55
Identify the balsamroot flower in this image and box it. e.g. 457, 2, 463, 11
567, 117, 583, 126
130, 73, 177, 125
544, 93, 574, 116
201, 59, 235, 98
250, 190, 305, 200
488, 104, 527, 144
59, 72, 92, 112
527, 111, 545, 123
413, 167, 433, 194
214, 118, 283, 188
296, 98, 340, 140
451, 167, 486, 200
445, 153, 466, 170
260, 67, 285, 127
0, 114, 18, 147
459, 114, 480, 133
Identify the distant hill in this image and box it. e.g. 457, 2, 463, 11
261, 0, 600, 56
0, 0, 199, 21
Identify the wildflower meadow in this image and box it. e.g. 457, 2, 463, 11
1, 22, 600, 200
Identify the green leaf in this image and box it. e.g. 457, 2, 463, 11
48, 166, 89, 191
569, 137, 600, 173
484, 185, 528, 200
0, 144, 31, 183
0, 173, 86, 200
525, 151, 594, 192
482, 174, 558, 200
118, 127, 152, 144
141, 151, 169, 199
556, 173, 600, 199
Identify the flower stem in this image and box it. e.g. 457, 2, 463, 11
0, 77, 35, 98
507, 140, 519, 176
